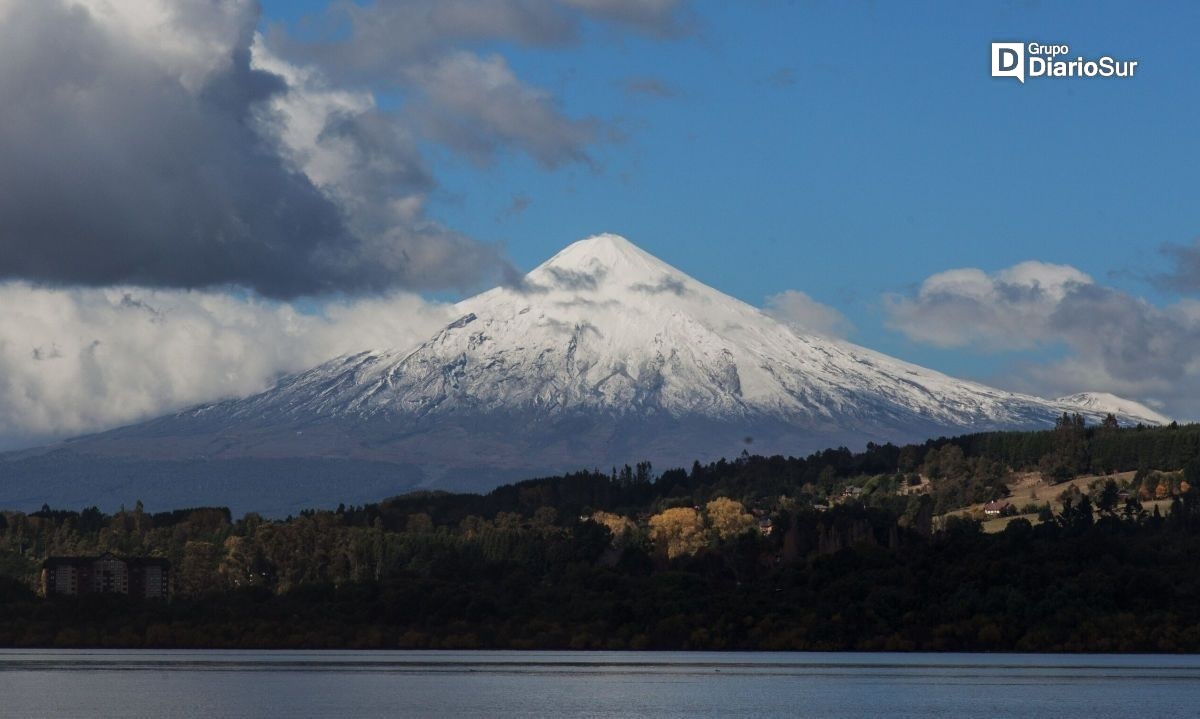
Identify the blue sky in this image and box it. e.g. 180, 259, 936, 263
261, 0, 1200, 385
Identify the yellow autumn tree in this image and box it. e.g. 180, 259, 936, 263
705, 497, 754, 539
590, 511, 636, 546
649, 507, 705, 559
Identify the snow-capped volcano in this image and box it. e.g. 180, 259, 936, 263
3, 234, 1166, 511
197, 233, 1160, 435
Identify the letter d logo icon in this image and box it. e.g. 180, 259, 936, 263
991, 42, 1025, 83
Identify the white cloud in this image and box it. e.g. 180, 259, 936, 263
0, 283, 453, 449
764, 289, 853, 338
263, 0, 691, 171
68, 0, 252, 91
885, 261, 1093, 349
405, 51, 598, 168
885, 261, 1200, 420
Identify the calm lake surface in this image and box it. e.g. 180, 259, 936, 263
2, 649, 1200, 718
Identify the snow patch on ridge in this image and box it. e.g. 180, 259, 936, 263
1055, 392, 1171, 425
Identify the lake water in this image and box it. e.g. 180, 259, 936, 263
2, 650, 1200, 718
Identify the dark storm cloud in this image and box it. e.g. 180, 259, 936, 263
0, 1, 510, 299
0, 2, 351, 297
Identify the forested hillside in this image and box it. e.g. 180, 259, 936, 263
2, 419, 1199, 651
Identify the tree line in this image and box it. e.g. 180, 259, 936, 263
0, 419, 1198, 650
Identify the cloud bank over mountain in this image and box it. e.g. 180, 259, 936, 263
886, 259, 1200, 421
764, 290, 853, 339
0, 283, 453, 449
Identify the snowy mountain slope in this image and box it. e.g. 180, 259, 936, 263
1054, 393, 1170, 425
3, 234, 1167, 510
159, 234, 1160, 431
